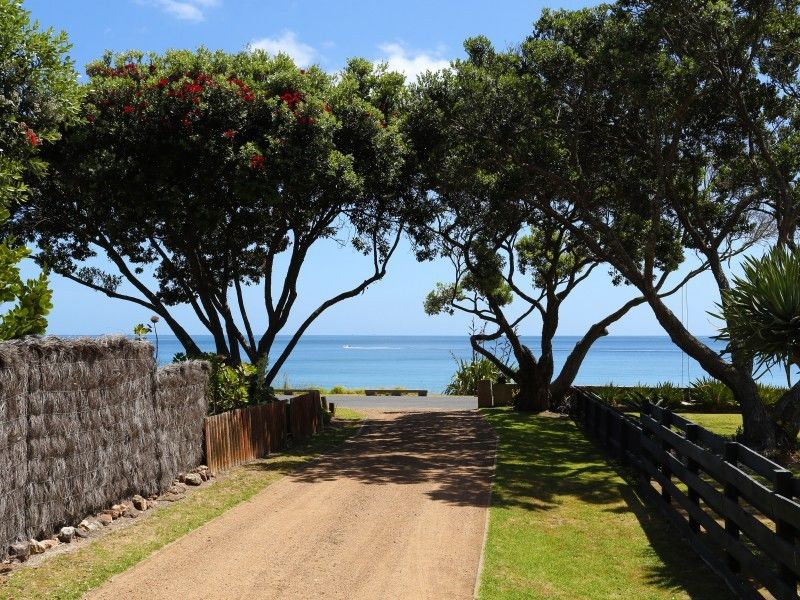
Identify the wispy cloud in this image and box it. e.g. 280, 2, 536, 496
377, 43, 450, 80
250, 31, 317, 67
139, 0, 219, 22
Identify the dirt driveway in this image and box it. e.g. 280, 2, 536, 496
87, 409, 497, 600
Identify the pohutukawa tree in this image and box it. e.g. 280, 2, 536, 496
0, 0, 79, 339
404, 40, 682, 412
14, 49, 412, 380
460, 4, 789, 450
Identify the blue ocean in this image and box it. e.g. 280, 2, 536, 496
124, 334, 790, 393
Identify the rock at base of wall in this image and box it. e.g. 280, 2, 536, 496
40, 539, 58, 551
123, 506, 141, 519
168, 483, 187, 494
184, 473, 203, 486
98, 513, 113, 526
9, 541, 30, 561
79, 518, 101, 532
57, 527, 75, 543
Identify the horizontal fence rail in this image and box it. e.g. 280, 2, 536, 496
204, 391, 320, 474
572, 388, 800, 600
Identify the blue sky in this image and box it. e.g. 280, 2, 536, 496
22, 0, 725, 337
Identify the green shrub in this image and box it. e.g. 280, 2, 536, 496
688, 377, 736, 410
173, 352, 273, 415
444, 357, 500, 395
590, 382, 683, 409
592, 378, 788, 413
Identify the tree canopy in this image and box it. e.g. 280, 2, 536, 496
490, 1, 798, 450
0, 0, 79, 338
14, 48, 413, 379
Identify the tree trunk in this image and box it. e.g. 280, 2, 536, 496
765, 382, 800, 455
513, 358, 550, 412
642, 290, 786, 452
732, 374, 778, 453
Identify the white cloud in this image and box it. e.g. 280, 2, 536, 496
377, 43, 450, 81
141, 0, 219, 22
250, 31, 317, 67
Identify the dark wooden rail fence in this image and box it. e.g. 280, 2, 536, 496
572, 387, 800, 600
204, 391, 321, 474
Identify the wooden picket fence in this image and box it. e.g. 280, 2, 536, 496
290, 390, 323, 442
204, 391, 321, 474
572, 388, 800, 600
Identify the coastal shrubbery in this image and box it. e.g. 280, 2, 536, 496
590, 378, 787, 413
444, 357, 500, 396
174, 352, 272, 415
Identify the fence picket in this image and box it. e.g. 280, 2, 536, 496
203, 391, 322, 474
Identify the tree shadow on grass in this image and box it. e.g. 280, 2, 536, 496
485, 410, 730, 599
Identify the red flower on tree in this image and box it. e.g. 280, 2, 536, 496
280, 90, 302, 109
249, 154, 265, 170
156, 78, 169, 88
123, 105, 135, 114
228, 76, 254, 102
24, 128, 39, 146
222, 129, 236, 139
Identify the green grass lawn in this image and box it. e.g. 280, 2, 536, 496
677, 413, 742, 437
624, 412, 744, 438
478, 409, 730, 600
0, 412, 363, 600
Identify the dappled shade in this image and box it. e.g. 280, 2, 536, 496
291, 410, 497, 508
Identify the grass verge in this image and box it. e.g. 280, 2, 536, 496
331, 406, 362, 420
677, 412, 742, 437
0, 412, 363, 600
478, 409, 730, 600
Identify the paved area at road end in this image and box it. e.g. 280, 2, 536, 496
324, 393, 477, 410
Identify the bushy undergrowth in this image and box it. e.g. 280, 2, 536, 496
444, 357, 500, 395
173, 353, 273, 415
590, 377, 787, 412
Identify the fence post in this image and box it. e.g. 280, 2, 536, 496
684, 423, 701, 534
593, 400, 601, 439
477, 379, 493, 408
639, 399, 652, 484
774, 469, 798, 595
723, 442, 741, 573
658, 408, 672, 505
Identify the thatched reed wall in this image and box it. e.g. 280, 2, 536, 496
0, 337, 208, 552
0, 342, 29, 553
155, 361, 209, 491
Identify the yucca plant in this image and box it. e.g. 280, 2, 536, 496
714, 246, 800, 384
